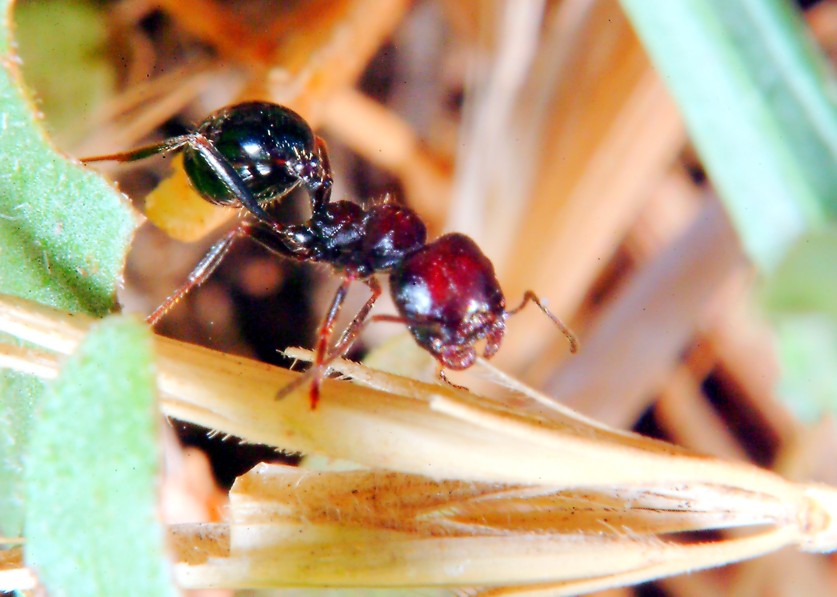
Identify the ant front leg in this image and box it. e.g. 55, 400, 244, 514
147, 224, 248, 326
276, 278, 385, 408
276, 277, 353, 409
436, 365, 469, 392
331, 277, 382, 354
507, 290, 579, 354
81, 135, 193, 164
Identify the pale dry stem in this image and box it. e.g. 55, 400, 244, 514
0, 294, 835, 593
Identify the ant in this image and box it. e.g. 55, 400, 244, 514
83, 101, 577, 408
82, 101, 332, 323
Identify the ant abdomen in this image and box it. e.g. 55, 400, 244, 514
389, 233, 507, 370
183, 101, 330, 209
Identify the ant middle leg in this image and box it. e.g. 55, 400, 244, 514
507, 290, 579, 354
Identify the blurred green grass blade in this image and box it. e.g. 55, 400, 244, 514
620, 0, 837, 271
761, 228, 837, 319
773, 313, 837, 422
24, 316, 176, 596
760, 228, 837, 420
0, 0, 138, 538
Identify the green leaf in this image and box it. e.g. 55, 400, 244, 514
760, 228, 837, 420
0, 71, 137, 314
24, 316, 176, 596
620, 0, 837, 271
773, 314, 837, 422
15, 0, 116, 145
0, 0, 138, 539
0, 372, 45, 538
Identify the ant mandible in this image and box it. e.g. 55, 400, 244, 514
83, 101, 577, 409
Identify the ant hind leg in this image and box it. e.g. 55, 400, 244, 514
81, 135, 193, 164
146, 224, 249, 326
310, 136, 333, 212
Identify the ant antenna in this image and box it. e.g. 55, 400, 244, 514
507, 290, 578, 354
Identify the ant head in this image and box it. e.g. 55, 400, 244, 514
390, 233, 507, 369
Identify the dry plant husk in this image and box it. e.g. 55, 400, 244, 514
1, 293, 836, 595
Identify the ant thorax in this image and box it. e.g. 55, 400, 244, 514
278, 200, 427, 277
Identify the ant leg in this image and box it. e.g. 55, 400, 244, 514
330, 312, 407, 356
278, 312, 409, 401
436, 365, 469, 392
331, 277, 382, 352
147, 224, 248, 326
186, 135, 277, 228
276, 278, 354, 409
507, 290, 579, 354
276, 281, 398, 407
87, 134, 281, 229
246, 220, 300, 259
81, 135, 193, 164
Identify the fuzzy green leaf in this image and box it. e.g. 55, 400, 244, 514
15, 0, 115, 146
24, 316, 175, 597
0, 0, 138, 538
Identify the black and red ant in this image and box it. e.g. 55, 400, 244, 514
83, 101, 577, 408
